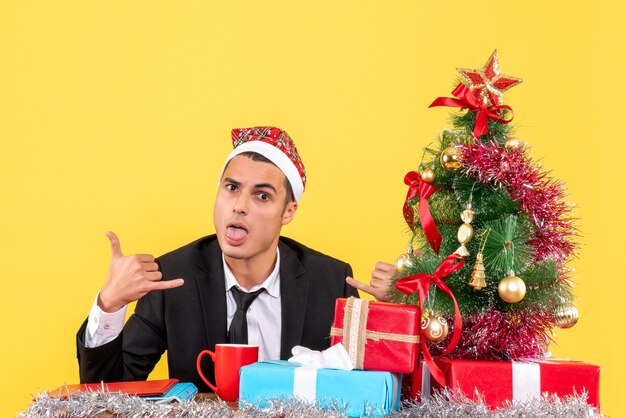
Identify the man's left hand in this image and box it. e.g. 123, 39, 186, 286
346, 261, 397, 302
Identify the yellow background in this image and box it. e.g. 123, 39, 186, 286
1, 1, 624, 416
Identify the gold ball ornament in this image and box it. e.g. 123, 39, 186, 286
439, 146, 462, 170
421, 168, 435, 183
498, 275, 527, 303
395, 253, 414, 276
505, 138, 524, 151
421, 314, 449, 342
553, 304, 579, 328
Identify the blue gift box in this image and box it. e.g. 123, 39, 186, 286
239, 361, 401, 417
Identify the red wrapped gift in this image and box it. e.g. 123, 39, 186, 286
330, 297, 420, 373
412, 358, 600, 409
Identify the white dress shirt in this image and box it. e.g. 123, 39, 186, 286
84, 247, 283, 361
84, 293, 127, 348
223, 249, 281, 361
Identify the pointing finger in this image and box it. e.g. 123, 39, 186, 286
346, 277, 392, 302
346, 276, 375, 293
149, 278, 185, 291
106, 231, 123, 259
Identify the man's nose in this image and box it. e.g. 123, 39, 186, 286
233, 193, 249, 214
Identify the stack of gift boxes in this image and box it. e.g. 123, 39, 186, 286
239, 297, 599, 416
239, 297, 419, 416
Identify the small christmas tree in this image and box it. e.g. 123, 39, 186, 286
392, 50, 578, 364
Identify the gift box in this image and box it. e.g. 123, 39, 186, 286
239, 361, 401, 417
412, 358, 600, 409
330, 297, 420, 373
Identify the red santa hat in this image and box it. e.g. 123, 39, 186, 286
220, 126, 306, 202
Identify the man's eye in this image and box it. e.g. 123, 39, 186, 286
258, 193, 270, 201
226, 184, 237, 191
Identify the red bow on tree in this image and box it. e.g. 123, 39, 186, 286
429, 83, 514, 138
395, 253, 465, 386
403, 171, 442, 254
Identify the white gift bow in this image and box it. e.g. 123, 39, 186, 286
287, 343, 355, 402
288, 343, 355, 370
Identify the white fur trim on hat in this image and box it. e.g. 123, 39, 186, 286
218, 141, 305, 202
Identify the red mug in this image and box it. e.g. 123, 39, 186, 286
196, 344, 259, 401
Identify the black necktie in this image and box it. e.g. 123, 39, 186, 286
227, 286, 266, 344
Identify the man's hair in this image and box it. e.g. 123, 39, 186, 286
222, 151, 296, 204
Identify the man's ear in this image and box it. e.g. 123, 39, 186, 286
281, 201, 298, 225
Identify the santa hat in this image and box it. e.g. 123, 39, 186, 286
220, 126, 306, 202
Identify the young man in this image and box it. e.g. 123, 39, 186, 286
76, 127, 394, 391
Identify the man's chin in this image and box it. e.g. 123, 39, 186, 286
217, 238, 248, 259
222, 248, 248, 260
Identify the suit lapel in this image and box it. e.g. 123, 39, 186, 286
279, 241, 308, 359
195, 239, 228, 349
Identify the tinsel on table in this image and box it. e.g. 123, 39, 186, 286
396, 389, 602, 418
20, 390, 602, 417
21, 391, 235, 418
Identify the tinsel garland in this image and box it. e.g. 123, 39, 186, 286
460, 140, 576, 262
396, 389, 602, 418
415, 309, 554, 360
21, 390, 602, 418
446, 309, 553, 360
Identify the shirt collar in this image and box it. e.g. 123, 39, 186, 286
222, 247, 281, 298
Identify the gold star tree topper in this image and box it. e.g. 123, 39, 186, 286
457, 50, 523, 107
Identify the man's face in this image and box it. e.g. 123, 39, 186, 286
214, 155, 298, 263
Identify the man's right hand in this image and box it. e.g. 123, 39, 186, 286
98, 231, 185, 313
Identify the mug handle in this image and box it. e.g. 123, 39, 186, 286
196, 349, 218, 392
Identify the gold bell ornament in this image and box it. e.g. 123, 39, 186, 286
421, 311, 449, 342
439, 146, 462, 170
454, 208, 475, 257
498, 273, 526, 303
552, 302, 579, 329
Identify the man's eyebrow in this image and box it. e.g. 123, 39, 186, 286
222, 178, 278, 193
254, 183, 278, 193
222, 177, 241, 186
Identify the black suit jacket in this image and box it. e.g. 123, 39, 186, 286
76, 235, 358, 391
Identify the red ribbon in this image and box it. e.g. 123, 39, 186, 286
429, 83, 514, 138
403, 171, 442, 254
395, 253, 465, 387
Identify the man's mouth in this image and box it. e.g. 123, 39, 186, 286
225, 223, 248, 244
